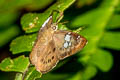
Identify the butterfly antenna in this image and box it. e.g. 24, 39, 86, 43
59, 20, 69, 25
73, 26, 85, 33
56, 11, 64, 23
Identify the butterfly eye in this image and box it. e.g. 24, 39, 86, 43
52, 24, 58, 30
52, 26, 56, 30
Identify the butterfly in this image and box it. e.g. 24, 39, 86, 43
29, 13, 87, 74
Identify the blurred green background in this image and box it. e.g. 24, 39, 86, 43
0, 0, 120, 80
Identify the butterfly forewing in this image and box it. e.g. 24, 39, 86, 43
30, 16, 53, 65
30, 16, 59, 73
53, 30, 87, 60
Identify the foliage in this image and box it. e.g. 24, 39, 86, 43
0, 0, 120, 80
0, 55, 29, 72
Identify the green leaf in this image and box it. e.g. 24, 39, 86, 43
10, 33, 37, 54
81, 65, 97, 80
0, 25, 20, 47
15, 73, 23, 80
0, 0, 54, 12
0, 55, 30, 72
26, 0, 54, 11
24, 67, 42, 80
66, 72, 81, 80
0, 0, 31, 12
46, 0, 75, 12
40, 73, 69, 80
106, 14, 120, 29
66, 65, 97, 80
21, 12, 51, 33
89, 49, 113, 72
75, 0, 96, 8
115, 0, 120, 12
21, 0, 75, 33
0, 12, 19, 27
14, 67, 42, 80
99, 32, 120, 50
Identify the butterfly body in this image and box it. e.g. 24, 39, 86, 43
30, 15, 87, 74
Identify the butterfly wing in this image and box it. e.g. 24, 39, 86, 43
53, 30, 87, 60
30, 16, 59, 74
30, 16, 53, 66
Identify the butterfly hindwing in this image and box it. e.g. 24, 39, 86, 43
53, 30, 87, 60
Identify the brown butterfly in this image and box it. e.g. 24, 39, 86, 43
29, 13, 87, 74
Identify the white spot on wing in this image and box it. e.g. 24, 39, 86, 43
65, 34, 71, 41
42, 16, 52, 28
63, 42, 68, 48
